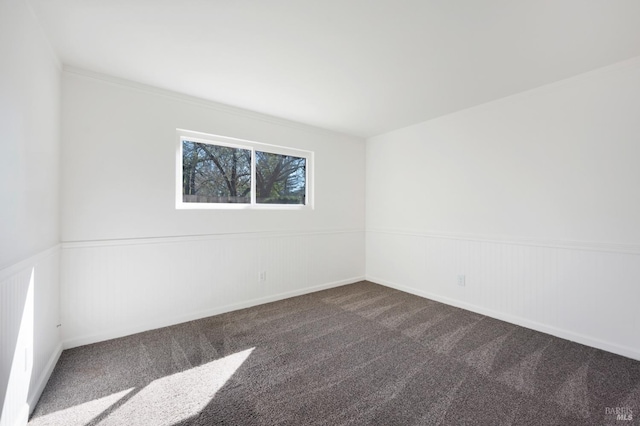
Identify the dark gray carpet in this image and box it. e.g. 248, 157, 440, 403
30, 281, 640, 425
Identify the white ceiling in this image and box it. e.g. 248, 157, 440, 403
30, 0, 640, 138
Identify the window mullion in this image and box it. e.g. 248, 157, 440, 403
251, 148, 256, 205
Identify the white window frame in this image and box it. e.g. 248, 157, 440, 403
176, 129, 314, 210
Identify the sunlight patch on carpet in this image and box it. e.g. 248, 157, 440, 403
99, 347, 254, 425
31, 388, 135, 426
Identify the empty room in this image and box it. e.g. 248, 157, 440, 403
2, 0, 640, 425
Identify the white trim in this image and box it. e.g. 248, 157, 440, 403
27, 343, 63, 415
0, 245, 60, 282
367, 228, 640, 255
63, 67, 361, 139
176, 202, 308, 211
251, 141, 257, 206
367, 275, 640, 361
61, 229, 363, 249
62, 276, 365, 349
178, 128, 314, 156
11, 403, 29, 426
181, 134, 256, 151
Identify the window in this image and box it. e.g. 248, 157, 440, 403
183, 141, 252, 204
255, 151, 306, 205
176, 130, 313, 209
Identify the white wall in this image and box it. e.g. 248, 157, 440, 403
62, 70, 364, 241
0, 0, 62, 425
60, 70, 366, 347
366, 57, 640, 360
0, 0, 60, 269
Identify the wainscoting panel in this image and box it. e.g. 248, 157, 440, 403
60, 230, 365, 349
0, 246, 61, 426
366, 229, 640, 360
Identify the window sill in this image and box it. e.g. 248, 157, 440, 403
176, 203, 312, 211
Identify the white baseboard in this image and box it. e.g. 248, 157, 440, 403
11, 404, 29, 426
63, 276, 365, 349
27, 342, 63, 415
3, 341, 61, 425
367, 275, 640, 361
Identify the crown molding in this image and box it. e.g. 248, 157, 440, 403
25, 0, 62, 71
62, 66, 362, 141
